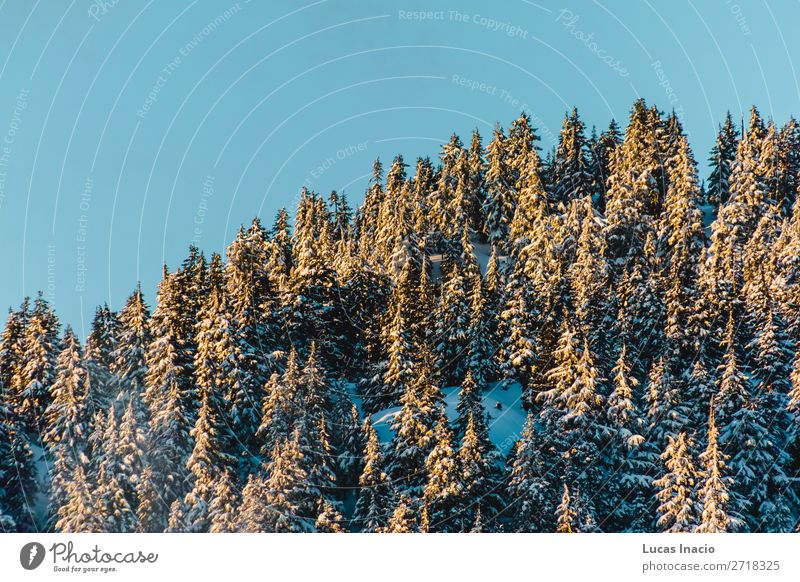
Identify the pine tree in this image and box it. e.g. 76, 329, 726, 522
389, 346, 443, 495
282, 190, 343, 366
483, 125, 515, 249
605, 343, 656, 532
183, 387, 237, 532
422, 415, 463, 532
95, 402, 145, 533
660, 134, 705, 361
555, 483, 577, 533
0, 384, 37, 531
377, 261, 417, 411
507, 414, 554, 531
135, 466, 164, 532
257, 350, 303, 457
266, 208, 294, 292
17, 293, 59, 433
334, 397, 364, 490
653, 432, 699, 533
208, 470, 239, 533
435, 261, 471, 385
193, 254, 249, 475
467, 129, 487, 237
44, 327, 91, 518
696, 404, 734, 533
315, 498, 345, 532
0, 300, 28, 395
465, 272, 496, 391
604, 99, 659, 265
458, 410, 503, 530
239, 433, 315, 533
111, 286, 150, 409
226, 219, 277, 451
54, 464, 100, 532
551, 108, 593, 208
588, 120, 622, 212
385, 495, 419, 533
84, 304, 119, 411
646, 355, 690, 454
707, 112, 738, 210
353, 418, 393, 532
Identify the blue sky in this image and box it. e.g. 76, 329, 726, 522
0, 0, 798, 334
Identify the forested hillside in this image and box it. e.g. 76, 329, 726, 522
2, 99, 799, 533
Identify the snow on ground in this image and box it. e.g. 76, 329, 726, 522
427, 238, 509, 281
371, 381, 527, 456
29, 441, 51, 530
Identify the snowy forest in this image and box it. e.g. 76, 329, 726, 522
2, 98, 800, 533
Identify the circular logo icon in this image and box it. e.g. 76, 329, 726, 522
20, 542, 46, 570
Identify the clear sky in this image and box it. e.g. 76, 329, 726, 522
0, 0, 798, 335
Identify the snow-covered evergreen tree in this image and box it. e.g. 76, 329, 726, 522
422, 415, 463, 532
550, 108, 593, 208
353, 418, 393, 532
696, 404, 734, 533
17, 293, 59, 433
707, 112, 738, 209
653, 432, 699, 533
44, 327, 91, 519
555, 483, 577, 533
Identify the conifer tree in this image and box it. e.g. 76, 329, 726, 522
458, 410, 503, 530
465, 272, 496, 391
0, 300, 28, 395
604, 99, 659, 265
283, 190, 343, 366
389, 347, 443, 495
84, 304, 119, 411
588, 120, 622, 212
606, 343, 656, 532
257, 351, 302, 457
334, 398, 364, 490
354, 419, 393, 532
483, 126, 515, 249
111, 286, 150, 410
95, 402, 145, 533
377, 261, 416, 411
707, 112, 738, 209
422, 415, 463, 532
144, 278, 194, 510
659, 134, 705, 360
551, 108, 593, 208
266, 208, 294, 292
208, 470, 239, 533
555, 483, 577, 533
135, 466, 164, 532
646, 355, 690, 454
17, 293, 59, 433
225, 221, 275, 452
696, 404, 734, 533
507, 414, 554, 531
0, 386, 37, 531
183, 388, 237, 532
435, 261, 471, 385
385, 496, 419, 533
240, 433, 315, 533
315, 498, 345, 532
54, 464, 100, 532
467, 129, 487, 237
654, 432, 699, 533
44, 328, 91, 517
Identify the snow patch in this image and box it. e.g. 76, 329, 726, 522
371, 381, 526, 456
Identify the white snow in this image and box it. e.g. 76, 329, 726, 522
371, 380, 527, 456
